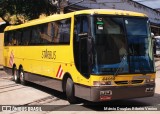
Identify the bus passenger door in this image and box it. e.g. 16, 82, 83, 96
74, 15, 91, 78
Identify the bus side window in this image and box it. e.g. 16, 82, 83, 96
31, 26, 41, 45
59, 18, 71, 44
52, 18, 71, 44
4, 32, 9, 46
15, 30, 22, 46
53, 21, 60, 43
22, 28, 31, 45
40, 23, 54, 44
5, 31, 21, 46
8, 32, 14, 46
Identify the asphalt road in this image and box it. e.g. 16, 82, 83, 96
0, 64, 160, 114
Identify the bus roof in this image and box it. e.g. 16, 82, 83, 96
4, 9, 147, 31
74, 9, 147, 17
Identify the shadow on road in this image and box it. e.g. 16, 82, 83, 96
24, 81, 160, 111
26, 82, 68, 101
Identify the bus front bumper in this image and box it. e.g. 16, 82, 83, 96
89, 83, 155, 102
75, 83, 155, 102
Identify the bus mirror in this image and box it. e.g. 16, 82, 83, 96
151, 33, 154, 38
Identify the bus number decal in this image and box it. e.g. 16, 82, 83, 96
42, 49, 56, 60
102, 77, 115, 81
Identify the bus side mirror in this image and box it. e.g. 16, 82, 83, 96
151, 33, 154, 38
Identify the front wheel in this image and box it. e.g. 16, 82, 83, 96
19, 68, 26, 85
66, 78, 77, 104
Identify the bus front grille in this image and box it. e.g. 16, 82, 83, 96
115, 80, 143, 85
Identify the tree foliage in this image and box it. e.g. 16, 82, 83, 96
0, 0, 59, 25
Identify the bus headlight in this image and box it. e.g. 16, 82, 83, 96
145, 79, 155, 83
93, 81, 112, 86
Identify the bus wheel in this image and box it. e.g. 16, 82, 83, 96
19, 68, 26, 85
13, 67, 19, 83
66, 78, 77, 104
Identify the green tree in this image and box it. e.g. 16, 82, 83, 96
0, 0, 59, 25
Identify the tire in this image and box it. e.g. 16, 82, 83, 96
66, 78, 77, 104
13, 67, 19, 83
19, 68, 26, 85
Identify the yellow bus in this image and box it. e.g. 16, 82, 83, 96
3, 9, 156, 103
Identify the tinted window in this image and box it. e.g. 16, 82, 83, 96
4, 18, 71, 46
4, 32, 9, 46
40, 23, 54, 44
4, 31, 15, 46
15, 30, 22, 45
53, 19, 71, 44
22, 28, 31, 45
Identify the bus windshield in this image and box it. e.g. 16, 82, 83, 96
92, 16, 155, 75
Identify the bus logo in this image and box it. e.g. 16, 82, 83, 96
9, 50, 14, 67
56, 65, 64, 78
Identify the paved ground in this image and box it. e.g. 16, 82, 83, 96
0, 59, 160, 114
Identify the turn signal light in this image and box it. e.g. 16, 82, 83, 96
145, 79, 155, 83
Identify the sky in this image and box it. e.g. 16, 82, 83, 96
133, 0, 160, 9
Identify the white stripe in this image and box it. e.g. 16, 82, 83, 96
10, 54, 14, 58
61, 72, 64, 78
57, 67, 62, 77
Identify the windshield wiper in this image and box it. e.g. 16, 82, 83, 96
114, 54, 127, 76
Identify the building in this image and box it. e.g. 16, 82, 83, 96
67, 0, 160, 35
156, 8, 160, 12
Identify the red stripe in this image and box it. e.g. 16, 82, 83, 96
11, 51, 14, 55
56, 65, 61, 77
9, 59, 13, 66
9, 61, 13, 67
59, 69, 63, 78
10, 59, 13, 64
11, 51, 14, 57
9, 51, 14, 67
10, 54, 14, 58
10, 56, 13, 61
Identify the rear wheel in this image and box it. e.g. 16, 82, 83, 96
19, 68, 26, 85
13, 67, 19, 83
66, 78, 77, 104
